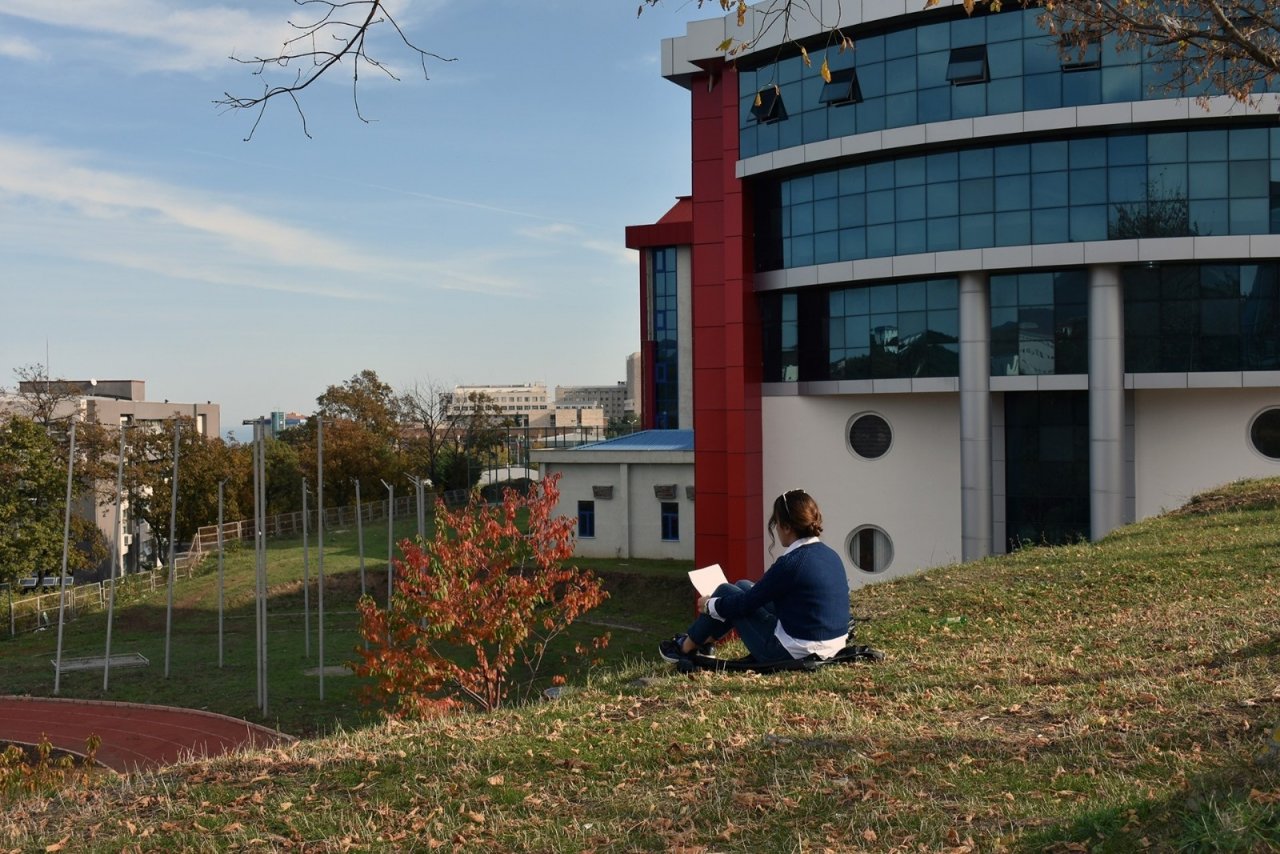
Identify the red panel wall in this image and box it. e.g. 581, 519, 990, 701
690, 66, 764, 581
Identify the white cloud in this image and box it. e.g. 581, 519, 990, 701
517, 222, 637, 266
0, 135, 530, 298
0, 0, 445, 74
0, 36, 43, 60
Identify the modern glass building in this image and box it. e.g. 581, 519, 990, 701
627, 0, 1280, 584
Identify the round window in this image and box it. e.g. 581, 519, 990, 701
846, 526, 893, 574
848, 413, 892, 459
1250, 408, 1280, 460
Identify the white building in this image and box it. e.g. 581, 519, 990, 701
533, 430, 694, 560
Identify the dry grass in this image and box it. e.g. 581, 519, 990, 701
3, 479, 1279, 852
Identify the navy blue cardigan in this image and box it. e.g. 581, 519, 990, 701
714, 542, 850, 641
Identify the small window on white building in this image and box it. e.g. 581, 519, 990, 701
578, 500, 596, 538
1250, 408, 1280, 460
661, 502, 680, 541
847, 526, 893, 573
848, 413, 892, 460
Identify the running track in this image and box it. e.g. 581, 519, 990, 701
0, 696, 291, 773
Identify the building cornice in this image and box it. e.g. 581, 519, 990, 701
755, 234, 1280, 291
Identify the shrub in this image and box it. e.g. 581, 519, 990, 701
355, 475, 608, 717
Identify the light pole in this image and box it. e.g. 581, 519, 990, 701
301, 477, 311, 658
354, 479, 366, 598
217, 478, 226, 668
53, 420, 76, 694
164, 420, 181, 678
407, 475, 427, 540
316, 417, 326, 700
380, 478, 395, 618
103, 423, 127, 691
243, 417, 270, 715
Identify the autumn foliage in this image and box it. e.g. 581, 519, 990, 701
355, 475, 608, 717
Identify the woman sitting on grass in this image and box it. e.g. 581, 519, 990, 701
659, 489, 851, 665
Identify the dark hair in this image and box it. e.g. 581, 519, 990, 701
767, 489, 823, 550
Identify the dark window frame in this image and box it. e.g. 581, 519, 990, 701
1059, 30, 1102, 71
660, 501, 680, 541
578, 500, 596, 539
751, 86, 787, 123
819, 67, 863, 105
945, 45, 989, 85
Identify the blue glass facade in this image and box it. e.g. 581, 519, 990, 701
1123, 262, 1280, 372
650, 247, 680, 429
738, 6, 1278, 159
991, 270, 1088, 376
762, 277, 960, 382
755, 124, 1280, 271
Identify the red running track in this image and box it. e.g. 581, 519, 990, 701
0, 696, 291, 773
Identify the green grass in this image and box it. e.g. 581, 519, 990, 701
4, 480, 1280, 851
1, 517, 692, 737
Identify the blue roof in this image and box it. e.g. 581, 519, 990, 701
574, 429, 694, 452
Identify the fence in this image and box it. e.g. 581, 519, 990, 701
190, 494, 421, 553
6, 554, 205, 639
6, 489, 439, 639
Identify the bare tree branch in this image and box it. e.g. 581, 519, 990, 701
216, 0, 455, 140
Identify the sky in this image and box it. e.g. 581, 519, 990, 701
0, 0, 708, 434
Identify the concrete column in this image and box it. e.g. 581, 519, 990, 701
1089, 264, 1126, 540
958, 270, 992, 562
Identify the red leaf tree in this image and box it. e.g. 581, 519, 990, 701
355, 475, 608, 717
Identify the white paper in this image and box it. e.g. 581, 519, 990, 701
688, 563, 729, 597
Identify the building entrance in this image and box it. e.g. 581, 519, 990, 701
1004, 391, 1090, 550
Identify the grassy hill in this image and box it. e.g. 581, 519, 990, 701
4, 480, 1280, 851
1, 516, 690, 736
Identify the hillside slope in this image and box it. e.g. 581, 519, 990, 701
4, 480, 1279, 852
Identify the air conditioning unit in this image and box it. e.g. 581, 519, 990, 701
122, 534, 134, 547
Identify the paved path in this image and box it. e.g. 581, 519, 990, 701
0, 696, 290, 773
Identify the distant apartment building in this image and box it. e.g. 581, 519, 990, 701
625, 351, 643, 420
270, 410, 308, 437
446, 383, 605, 430
555, 383, 629, 422
14, 379, 220, 437
3, 379, 221, 579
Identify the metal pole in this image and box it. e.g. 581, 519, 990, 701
317, 418, 325, 700
407, 475, 425, 540
53, 421, 77, 694
302, 477, 311, 658
164, 421, 180, 678
259, 421, 269, 715
381, 479, 394, 618
217, 479, 226, 668
355, 479, 366, 597
103, 425, 126, 691
252, 424, 262, 709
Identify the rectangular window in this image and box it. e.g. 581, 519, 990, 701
819, 67, 863, 105
946, 45, 989, 85
660, 502, 679, 542
578, 500, 595, 539
751, 86, 787, 123
1060, 31, 1101, 70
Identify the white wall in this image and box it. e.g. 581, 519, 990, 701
763, 393, 963, 587
1134, 388, 1280, 518
544, 460, 694, 561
